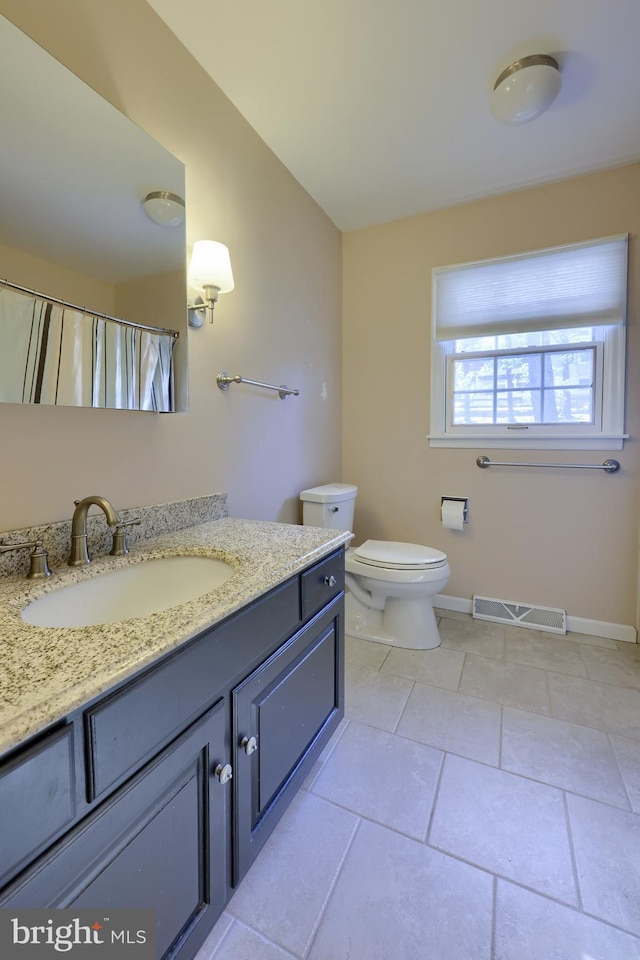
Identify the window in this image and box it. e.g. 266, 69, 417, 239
449, 327, 603, 430
429, 236, 628, 450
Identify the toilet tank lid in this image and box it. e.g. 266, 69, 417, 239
300, 483, 358, 503
354, 540, 447, 567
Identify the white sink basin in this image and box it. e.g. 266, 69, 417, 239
21, 556, 234, 628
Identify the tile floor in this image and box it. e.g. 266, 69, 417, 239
196, 611, 640, 960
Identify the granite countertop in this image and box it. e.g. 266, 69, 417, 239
0, 517, 351, 756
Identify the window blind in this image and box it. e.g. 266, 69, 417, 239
433, 234, 628, 341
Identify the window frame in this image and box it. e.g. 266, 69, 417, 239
429, 324, 626, 450
447, 340, 600, 431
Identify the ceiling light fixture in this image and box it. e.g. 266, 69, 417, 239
491, 54, 561, 126
187, 240, 234, 326
143, 190, 185, 227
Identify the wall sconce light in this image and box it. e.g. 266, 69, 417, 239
491, 54, 561, 126
187, 240, 234, 327
142, 191, 185, 227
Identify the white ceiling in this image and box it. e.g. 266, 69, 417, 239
147, 0, 640, 232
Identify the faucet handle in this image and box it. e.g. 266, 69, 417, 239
109, 517, 141, 557
0, 539, 52, 579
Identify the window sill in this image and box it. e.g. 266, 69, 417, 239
427, 435, 626, 451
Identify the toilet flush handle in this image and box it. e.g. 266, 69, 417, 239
329, 506, 339, 512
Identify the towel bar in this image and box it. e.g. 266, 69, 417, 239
216, 372, 299, 399
476, 456, 620, 473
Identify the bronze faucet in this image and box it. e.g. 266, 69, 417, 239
68, 495, 119, 566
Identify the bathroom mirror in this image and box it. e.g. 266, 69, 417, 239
0, 14, 187, 412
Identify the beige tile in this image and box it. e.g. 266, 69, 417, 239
380, 644, 465, 690
434, 608, 473, 623
494, 879, 640, 960
547, 672, 640, 739
567, 631, 618, 649
439, 616, 505, 659
501, 707, 630, 807
311, 720, 443, 839
344, 634, 390, 669
396, 682, 501, 765
567, 793, 640, 935
616, 640, 640, 657
609, 734, 640, 813
579, 645, 640, 689
308, 818, 493, 960
504, 634, 588, 678
430, 754, 577, 904
503, 627, 618, 649
582, 641, 640, 662
459, 654, 551, 714
502, 625, 555, 643
345, 662, 413, 731
228, 791, 358, 956
211, 922, 298, 960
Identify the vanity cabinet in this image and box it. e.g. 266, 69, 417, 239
1, 701, 229, 960
0, 547, 345, 960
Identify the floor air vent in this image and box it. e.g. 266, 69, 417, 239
472, 595, 566, 634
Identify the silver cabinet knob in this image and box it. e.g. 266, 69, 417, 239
241, 736, 258, 755
323, 575, 337, 587
214, 763, 233, 784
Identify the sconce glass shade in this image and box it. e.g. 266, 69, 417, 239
142, 191, 185, 227
188, 240, 234, 294
491, 55, 561, 126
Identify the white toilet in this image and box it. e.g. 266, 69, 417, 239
300, 483, 450, 650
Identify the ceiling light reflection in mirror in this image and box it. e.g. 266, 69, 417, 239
0, 14, 188, 411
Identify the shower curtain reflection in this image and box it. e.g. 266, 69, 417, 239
0, 286, 175, 411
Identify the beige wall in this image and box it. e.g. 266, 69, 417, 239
0, 242, 115, 314
343, 165, 640, 628
0, 0, 342, 532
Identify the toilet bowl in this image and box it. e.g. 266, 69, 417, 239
345, 540, 450, 649
300, 484, 450, 650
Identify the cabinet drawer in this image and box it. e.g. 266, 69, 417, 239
0, 726, 75, 887
85, 577, 300, 801
300, 549, 344, 621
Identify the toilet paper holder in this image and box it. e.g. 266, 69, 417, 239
441, 497, 469, 524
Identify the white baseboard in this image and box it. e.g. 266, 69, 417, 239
434, 594, 473, 615
564, 615, 637, 644
434, 594, 637, 644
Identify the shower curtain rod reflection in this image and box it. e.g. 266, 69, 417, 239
0, 277, 179, 338
476, 456, 620, 473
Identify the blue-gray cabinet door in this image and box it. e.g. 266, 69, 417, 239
233, 597, 344, 884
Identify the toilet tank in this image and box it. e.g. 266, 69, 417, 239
300, 483, 358, 531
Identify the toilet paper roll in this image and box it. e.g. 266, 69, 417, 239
441, 498, 466, 531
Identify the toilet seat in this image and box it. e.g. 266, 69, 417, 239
353, 539, 448, 571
